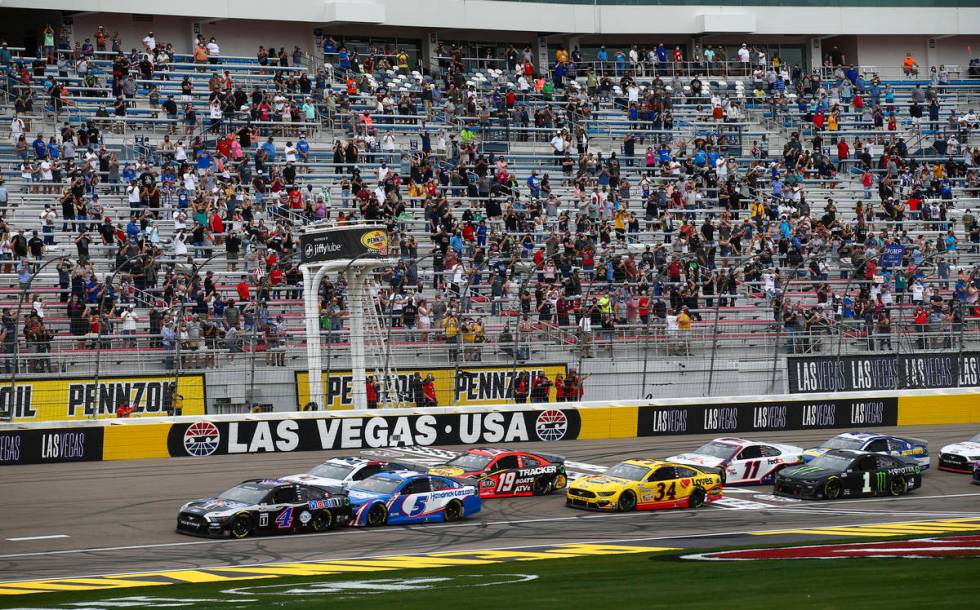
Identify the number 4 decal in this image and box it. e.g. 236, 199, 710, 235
275, 506, 294, 529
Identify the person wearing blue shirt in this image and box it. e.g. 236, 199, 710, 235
122, 164, 136, 183
527, 171, 541, 198
772, 178, 784, 199
693, 149, 706, 167
476, 221, 488, 247
196, 148, 211, 171
177, 188, 189, 208
260, 137, 276, 163
449, 233, 463, 257
707, 149, 720, 168
655, 44, 667, 63
0, 43, 10, 66
337, 48, 350, 71
614, 51, 626, 76
126, 218, 140, 240
32, 135, 47, 159
658, 145, 671, 164
47, 139, 60, 160
297, 135, 310, 163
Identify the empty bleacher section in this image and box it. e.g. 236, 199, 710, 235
0, 18, 979, 415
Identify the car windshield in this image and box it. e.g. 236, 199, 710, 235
349, 476, 403, 494
308, 462, 356, 481
822, 436, 866, 450
445, 454, 492, 471
604, 463, 650, 481
807, 454, 854, 472
217, 484, 269, 505
970, 433, 980, 443
692, 442, 739, 460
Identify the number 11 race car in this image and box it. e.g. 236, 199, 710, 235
775, 450, 922, 500
176, 479, 349, 539
428, 447, 568, 498
666, 437, 804, 485
566, 459, 723, 511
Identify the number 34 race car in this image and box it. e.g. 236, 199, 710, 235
566, 459, 723, 511
428, 447, 568, 498
347, 471, 481, 526
176, 479, 349, 539
775, 449, 922, 500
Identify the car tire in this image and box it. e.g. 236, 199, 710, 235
444, 499, 463, 522
229, 515, 253, 539
311, 510, 333, 532
532, 476, 551, 496
367, 503, 388, 527
824, 477, 842, 500
617, 491, 637, 512
889, 475, 906, 497
688, 487, 707, 509
552, 473, 567, 491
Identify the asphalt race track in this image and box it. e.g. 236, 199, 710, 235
1, 424, 978, 583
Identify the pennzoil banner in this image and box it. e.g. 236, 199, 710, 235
295, 364, 568, 410
0, 374, 207, 422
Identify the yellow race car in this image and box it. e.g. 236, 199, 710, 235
566, 459, 723, 511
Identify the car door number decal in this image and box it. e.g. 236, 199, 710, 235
496, 471, 517, 493
259, 513, 269, 527
743, 461, 761, 480
652, 481, 677, 501
275, 506, 294, 529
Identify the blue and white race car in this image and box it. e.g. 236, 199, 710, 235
347, 470, 481, 527
803, 432, 930, 469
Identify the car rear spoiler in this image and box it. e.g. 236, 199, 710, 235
695, 465, 725, 477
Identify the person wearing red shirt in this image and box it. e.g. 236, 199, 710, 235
554, 374, 565, 402
236, 276, 250, 302
422, 374, 437, 406
269, 266, 284, 299
638, 292, 650, 324
209, 211, 224, 245
836, 139, 849, 171
366, 376, 379, 409
288, 187, 302, 209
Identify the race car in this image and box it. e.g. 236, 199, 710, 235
427, 447, 568, 498
666, 437, 804, 485
282, 457, 415, 488
566, 459, 723, 511
973, 460, 980, 485
774, 449, 922, 500
347, 470, 481, 526
938, 433, 980, 473
176, 479, 349, 539
804, 432, 930, 469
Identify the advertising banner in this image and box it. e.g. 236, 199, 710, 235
295, 364, 568, 410
166, 407, 582, 458
0, 427, 104, 465
0, 374, 207, 422
636, 397, 898, 437
786, 353, 980, 393
299, 226, 388, 264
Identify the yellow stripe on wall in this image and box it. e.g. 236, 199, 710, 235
576, 405, 638, 439
103, 424, 171, 460
898, 394, 980, 425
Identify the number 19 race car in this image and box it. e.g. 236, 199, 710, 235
938, 433, 980, 473
666, 437, 804, 485
427, 447, 568, 498
803, 432, 930, 469
347, 471, 481, 526
176, 479, 349, 539
566, 459, 723, 511
774, 449, 922, 500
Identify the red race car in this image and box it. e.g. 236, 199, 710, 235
428, 447, 567, 498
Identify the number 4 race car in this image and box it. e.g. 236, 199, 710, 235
775, 449, 922, 500
666, 437, 804, 485
428, 447, 568, 498
803, 432, 930, 469
566, 459, 723, 511
176, 479, 349, 539
347, 471, 481, 526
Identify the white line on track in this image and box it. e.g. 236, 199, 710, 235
5, 535, 69, 542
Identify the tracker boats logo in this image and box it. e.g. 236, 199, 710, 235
535, 410, 568, 441
183, 421, 220, 457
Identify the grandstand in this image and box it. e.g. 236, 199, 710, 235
0, 1, 979, 418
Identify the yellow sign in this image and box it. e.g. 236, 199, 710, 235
898, 393, 980, 425
295, 364, 568, 410
0, 374, 206, 422
361, 229, 388, 253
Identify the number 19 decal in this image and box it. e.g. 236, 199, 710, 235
496, 471, 517, 493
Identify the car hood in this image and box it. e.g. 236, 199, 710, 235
570, 475, 632, 492
428, 466, 469, 477
802, 448, 830, 461
778, 464, 837, 480
346, 489, 389, 506
180, 497, 249, 514
940, 441, 980, 457
667, 454, 725, 468
281, 473, 345, 488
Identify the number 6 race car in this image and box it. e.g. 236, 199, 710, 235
774, 449, 922, 500
566, 459, 723, 511
666, 437, 804, 485
176, 479, 349, 539
427, 447, 568, 498
347, 471, 481, 526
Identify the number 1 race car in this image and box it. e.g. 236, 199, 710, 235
938, 433, 980, 473
347, 471, 481, 526
666, 437, 804, 485
176, 479, 349, 539
282, 457, 413, 488
427, 447, 568, 498
774, 449, 922, 500
566, 459, 723, 511
803, 432, 930, 469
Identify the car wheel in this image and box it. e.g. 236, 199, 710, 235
718, 469, 727, 485
229, 515, 253, 539
552, 473, 567, 491
444, 500, 463, 522
617, 491, 637, 512
311, 510, 333, 532
688, 487, 707, 509
532, 476, 551, 496
824, 477, 842, 500
367, 503, 388, 527
889, 476, 906, 497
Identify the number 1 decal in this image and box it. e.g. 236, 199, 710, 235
275, 506, 294, 529
862, 472, 872, 493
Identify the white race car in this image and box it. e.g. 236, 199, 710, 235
666, 437, 805, 485
282, 457, 415, 489
938, 433, 980, 474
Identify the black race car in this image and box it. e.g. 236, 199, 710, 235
774, 449, 922, 500
176, 479, 349, 538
